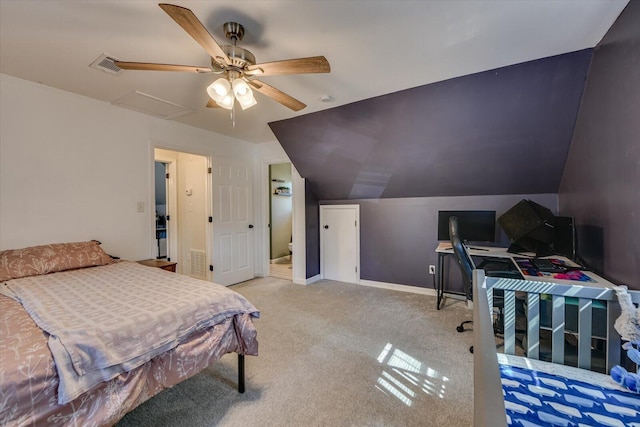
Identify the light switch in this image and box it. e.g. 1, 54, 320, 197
136, 202, 145, 213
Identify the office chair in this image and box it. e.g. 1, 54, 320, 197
449, 216, 476, 341
449, 216, 522, 354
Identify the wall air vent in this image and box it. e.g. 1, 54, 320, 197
190, 249, 207, 279
111, 91, 193, 120
89, 53, 123, 75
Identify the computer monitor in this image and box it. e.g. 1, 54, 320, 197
437, 210, 496, 243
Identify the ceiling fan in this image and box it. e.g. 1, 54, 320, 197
114, 3, 330, 112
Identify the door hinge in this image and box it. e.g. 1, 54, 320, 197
208, 167, 212, 174
166, 215, 170, 221
165, 173, 169, 179
209, 265, 214, 272
208, 216, 213, 223
355, 220, 357, 227
355, 266, 358, 273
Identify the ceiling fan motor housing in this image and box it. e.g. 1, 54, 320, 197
219, 45, 256, 69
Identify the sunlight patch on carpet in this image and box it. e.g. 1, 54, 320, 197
376, 343, 449, 405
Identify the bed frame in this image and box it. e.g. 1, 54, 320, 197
238, 354, 246, 393
472, 269, 640, 427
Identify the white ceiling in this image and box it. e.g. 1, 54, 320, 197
0, 0, 628, 143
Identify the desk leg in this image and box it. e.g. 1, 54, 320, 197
437, 252, 445, 310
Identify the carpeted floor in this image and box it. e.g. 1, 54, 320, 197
117, 277, 474, 426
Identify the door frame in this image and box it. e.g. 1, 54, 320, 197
153, 153, 179, 268
260, 158, 305, 283
319, 204, 361, 284
153, 147, 212, 280
153, 160, 176, 261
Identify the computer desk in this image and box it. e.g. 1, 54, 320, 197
435, 242, 614, 310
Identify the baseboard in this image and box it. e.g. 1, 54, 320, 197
270, 255, 291, 264
295, 274, 321, 285
359, 279, 437, 296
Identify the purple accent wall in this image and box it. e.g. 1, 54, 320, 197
559, 1, 640, 288
305, 180, 320, 278
270, 50, 592, 201
321, 194, 557, 290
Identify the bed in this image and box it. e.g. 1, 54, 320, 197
0, 241, 259, 427
472, 269, 640, 426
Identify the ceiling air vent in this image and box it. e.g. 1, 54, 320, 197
89, 54, 122, 75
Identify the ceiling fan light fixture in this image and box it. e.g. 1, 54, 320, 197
237, 94, 257, 110
207, 78, 231, 103
216, 94, 234, 110
232, 79, 257, 110
232, 79, 250, 97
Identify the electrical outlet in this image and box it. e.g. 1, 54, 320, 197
429, 265, 436, 275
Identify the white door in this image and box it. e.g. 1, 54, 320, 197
211, 158, 254, 286
320, 205, 360, 284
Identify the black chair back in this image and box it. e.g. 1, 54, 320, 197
449, 216, 475, 299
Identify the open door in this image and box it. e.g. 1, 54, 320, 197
211, 158, 254, 286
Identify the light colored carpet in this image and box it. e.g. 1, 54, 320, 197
117, 277, 474, 426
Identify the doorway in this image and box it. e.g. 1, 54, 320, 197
154, 148, 209, 279
269, 163, 293, 280
154, 161, 169, 260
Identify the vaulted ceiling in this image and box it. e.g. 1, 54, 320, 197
270, 49, 594, 200
0, 1, 628, 143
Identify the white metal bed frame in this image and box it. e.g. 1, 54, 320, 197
472, 269, 640, 426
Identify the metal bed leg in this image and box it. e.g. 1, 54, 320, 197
238, 353, 245, 393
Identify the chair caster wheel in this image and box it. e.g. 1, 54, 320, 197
456, 325, 465, 333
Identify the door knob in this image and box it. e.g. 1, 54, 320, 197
324, 225, 329, 229
248, 224, 254, 229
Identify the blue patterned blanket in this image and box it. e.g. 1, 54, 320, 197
500, 357, 640, 427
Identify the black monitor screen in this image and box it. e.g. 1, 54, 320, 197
437, 210, 496, 242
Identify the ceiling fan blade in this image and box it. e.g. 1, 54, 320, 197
245, 56, 330, 76
115, 61, 212, 73
159, 3, 231, 66
248, 80, 306, 111
206, 98, 220, 108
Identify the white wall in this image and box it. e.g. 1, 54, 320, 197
0, 74, 257, 262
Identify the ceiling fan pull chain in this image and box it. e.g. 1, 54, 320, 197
231, 103, 236, 128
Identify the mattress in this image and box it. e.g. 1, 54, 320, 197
0, 264, 259, 427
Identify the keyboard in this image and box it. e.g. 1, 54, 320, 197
532, 259, 565, 273
471, 256, 524, 279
